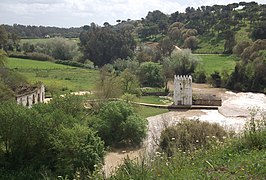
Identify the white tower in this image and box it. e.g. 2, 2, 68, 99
173, 75, 192, 105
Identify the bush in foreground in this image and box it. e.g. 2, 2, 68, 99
0, 97, 105, 179
160, 119, 228, 156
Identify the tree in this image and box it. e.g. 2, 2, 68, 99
209, 71, 222, 87
48, 94, 85, 118
113, 58, 140, 74
165, 49, 199, 76
48, 37, 79, 60
0, 102, 46, 168
96, 65, 122, 99
137, 44, 162, 62
159, 36, 174, 56
120, 69, 141, 95
224, 30, 236, 54
0, 97, 105, 179
51, 124, 104, 177
145, 10, 169, 34
0, 49, 7, 68
92, 101, 147, 147
168, 27, 181, 42
79, 23, 136, 67
0, 26, 8, 49
138, 62, 164, 87
184, 36, 198, 50
233, 41, 251, 56
0, 81, 14, 101
22, 42, 35, 53
193, 70, 206, 83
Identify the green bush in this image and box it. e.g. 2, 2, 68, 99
193, 70, 206, 83
160, 119, 227, 156
233, 109, 266, 151
55, 60, 94, 69
92, 101, 147, 147
0, 98, 105, 179
208, 71, 222, 88
138, 62, 164, 88
9, 51, 54, 61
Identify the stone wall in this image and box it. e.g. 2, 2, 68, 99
192, 94, 222, 106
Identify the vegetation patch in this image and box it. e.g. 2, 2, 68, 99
135, 96, 171, 105
6, 57, 99, 95
90, 101, 148, 148
196, 54, 237, 75
134, 105, 169, 118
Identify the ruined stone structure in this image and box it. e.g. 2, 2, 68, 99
16, 84, 45, 107
173, 75, 192, 106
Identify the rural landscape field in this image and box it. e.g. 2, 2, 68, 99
0, 0, 266, 179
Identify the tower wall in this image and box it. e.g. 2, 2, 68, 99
173, 75, 192, 105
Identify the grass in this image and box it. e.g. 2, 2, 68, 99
196, 54, 238, 75
20, 38, 79, 45
134, 105, 169, 118
135, 96, 171, 105
20, 38, 53, 44
196, 32, 225, 54
6, 57, 99, 94
235, 24, 252, 43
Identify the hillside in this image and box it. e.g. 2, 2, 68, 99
6, 57, 99, 95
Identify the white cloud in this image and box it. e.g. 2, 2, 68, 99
0, 0, 265, 27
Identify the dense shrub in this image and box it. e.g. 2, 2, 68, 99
91, 101, 147, 147
48, 37, 80, 60
0, 97, 105, 179
233, 109, 266, 151
162, 49, 199, 80
138, 62, 164, 87
0, 80, 14, 101
160, 119, 227, 156
113, 58, 139, 74
208, 71, 222, 88
9, 51, 54, 61
55, 60, 93, 69
193, 70, 206, 83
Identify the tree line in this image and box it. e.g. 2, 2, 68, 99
2, 24, 82, 38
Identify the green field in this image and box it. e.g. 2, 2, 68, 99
196, 54, 238, 75
6, 57, 99, 94
134, 105, 169, 118
196, 33, 225, 54
135, 96, 171, 105
20, 38, 79, 45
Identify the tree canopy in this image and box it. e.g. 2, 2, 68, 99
79, 23, 136, 67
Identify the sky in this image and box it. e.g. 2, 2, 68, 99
0, 0, 265, 27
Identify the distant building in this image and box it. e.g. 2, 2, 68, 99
15, 84, 45, 107
173, 75, 192, 106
